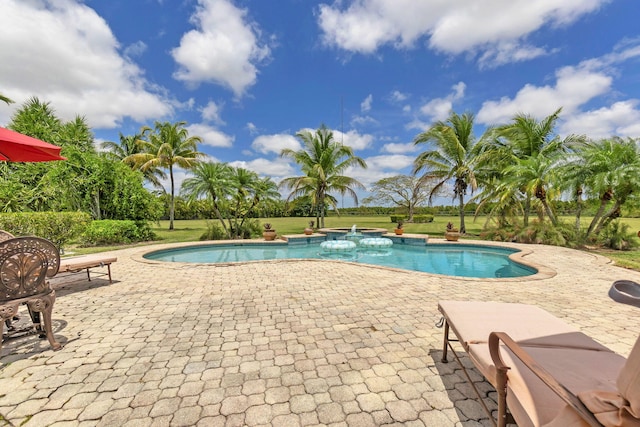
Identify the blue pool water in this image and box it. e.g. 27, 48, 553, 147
144, 243, 536, 278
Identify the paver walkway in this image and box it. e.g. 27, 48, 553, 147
1, 240, 639, 426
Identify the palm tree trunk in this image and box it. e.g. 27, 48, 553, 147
541, 200, 557, 226
594, 202, 622, 235
458, 192, 466, 234
523, 195, 530, 227
574, 191, 583, 234
169, 166, 175, 230
586, 197, 610, 238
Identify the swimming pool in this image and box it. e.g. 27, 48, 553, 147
144, 242, 536, 278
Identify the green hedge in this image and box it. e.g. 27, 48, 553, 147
81, 220, 157, 246
0, 212, 90, 250
390, 215, 434, 223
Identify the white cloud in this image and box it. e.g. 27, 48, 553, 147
478, 42, 550, 69
560, 101, 640, 139
171, 0, 271, 97
365, 154, 415, 170
0, 0, 172, 128
361, 94, 373, 112
350, 115, 378, 127
247, 122, 259, 135
419, 81, 466, 122
124, 41, 147, 58
186, 123, 234, 148
318, 0, 606, 66
334, 130, 374, 150
200, 101, 225, 125
344, 154, 415, 190
382, 142, 419, 154
251, 134, 301, 155
229, 158, 295, 180
477, 65, 612, 125
390, 90, 409, 103
477, 41, 640, 137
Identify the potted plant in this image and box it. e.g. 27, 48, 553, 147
394, 220, 404, 235
263, 223, 277, 241
304, 220, 315, 235
445, 222, 460, 241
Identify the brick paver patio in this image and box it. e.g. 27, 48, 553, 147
1, 239, 639, 426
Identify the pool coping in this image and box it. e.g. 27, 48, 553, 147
130, 237, 569, 282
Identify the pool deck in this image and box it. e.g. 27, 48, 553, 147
2, 239, 640, 426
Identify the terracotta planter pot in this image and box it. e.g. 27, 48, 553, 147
445, 231, 460, 241
304, 228, 313, 235
394, 229, 404, 235
263, 230, 276, 241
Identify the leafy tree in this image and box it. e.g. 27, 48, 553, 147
280, 125, 367, 228
413, 111, 479, 233
362, 174, 439, 221
128, 121, 205, 230
2, 97, 162, 222
9, 97, 61, 142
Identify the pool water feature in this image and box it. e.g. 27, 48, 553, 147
144, 243, 536, 278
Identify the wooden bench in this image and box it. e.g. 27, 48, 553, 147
438, 298, 640, 427
59, 254, 117, 283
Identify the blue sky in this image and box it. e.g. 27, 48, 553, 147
1, 0, 639, 206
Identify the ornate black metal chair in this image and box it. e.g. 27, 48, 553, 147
0, 237, 62, 353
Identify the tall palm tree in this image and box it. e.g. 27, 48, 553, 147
103, 132, 166, 190
413, 111, 478, 233
129, 121, 204, 230
181, 161, 233, 236
280, 125, 367, 228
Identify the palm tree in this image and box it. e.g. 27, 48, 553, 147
181, 161, 233, 236
129, 121, 204, 230
280, 125, 367, 228
502, 155, 560, 226
103, 132, 166, 189
479, 108, 585, 226
0, 93, 13, 105
580, 137, 640, 239
413, 111, 478, 233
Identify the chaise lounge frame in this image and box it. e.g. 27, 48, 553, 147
58, 254, 117, 284
438, 299, 638, 427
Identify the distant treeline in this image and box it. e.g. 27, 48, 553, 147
164, 196, 639, 220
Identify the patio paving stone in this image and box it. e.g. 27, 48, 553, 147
1, 239, 640, 426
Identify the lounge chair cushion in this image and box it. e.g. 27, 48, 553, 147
468, 343, 625, 426
438, 300, 610, 351
551, 335, 640, 427
59, 255, 117, 272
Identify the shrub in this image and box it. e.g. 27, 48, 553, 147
200, 221, 227, 240
0, 211, 90, 250
481, 221, 576, 247
413, 215, 434, 223
390, 215, 434, 223
598, 220, 639, 250
81, 220, 157, 246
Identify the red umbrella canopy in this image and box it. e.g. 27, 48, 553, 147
0, 126, 66, 162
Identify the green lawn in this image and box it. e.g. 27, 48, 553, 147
68, 215, 640, 272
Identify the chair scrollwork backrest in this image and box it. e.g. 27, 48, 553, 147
0, 237, 60, 302
0, 230, 15, 242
